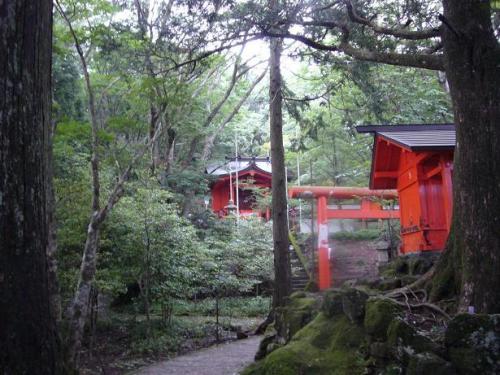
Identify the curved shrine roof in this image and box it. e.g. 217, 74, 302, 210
206, 157, 272, 177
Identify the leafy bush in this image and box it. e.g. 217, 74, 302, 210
172, 296, 271, 318
331, 229, 381, 241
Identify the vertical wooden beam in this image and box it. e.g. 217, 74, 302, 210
317, 196, 331, 289
440, 156, 454, 231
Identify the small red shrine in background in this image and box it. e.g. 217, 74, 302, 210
206, 157, 272, 219
357, 124, 455, 254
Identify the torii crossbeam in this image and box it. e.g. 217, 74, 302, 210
288, 186, 399, 289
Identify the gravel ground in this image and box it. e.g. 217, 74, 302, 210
134, 336, 261, 375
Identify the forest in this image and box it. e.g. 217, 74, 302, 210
0, 0, 499, 374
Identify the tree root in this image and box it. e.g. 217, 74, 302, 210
381, 296, 451, 320
384, 267, 435, 299
254, 310, 275, 335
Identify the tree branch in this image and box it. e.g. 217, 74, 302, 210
55, 0, 101, 212
344, 0, 441, 40
261, 29, 444, 71
201, 67, 268, 160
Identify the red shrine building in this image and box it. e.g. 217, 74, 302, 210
357, 124, 455, 254
206, 157, 272, 219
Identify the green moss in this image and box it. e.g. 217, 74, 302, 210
243, 313, 367, 374
376, 278, 402, 291
341, 288, 369, 323
393, 257, 409, 274
407, 257, 433, 276
364, 298, 402, 340
429, 228, 460, 301
255, 334, 277, 360
387, 318, 439, 359
407, 352, 454, 375
382, 363, 404, 375
429, 258, 455, 301
444, 313, 494, 346
305, 280, 319, 292
241, 362, 265, 375
445, 314, 500, 374
379, 257, 408, 278
322, 289, 344, 317
289, 291, 307, 299
240, 352, 298, 375
283, 295, 320, 340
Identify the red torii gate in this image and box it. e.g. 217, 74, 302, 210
288, 186, 399, 290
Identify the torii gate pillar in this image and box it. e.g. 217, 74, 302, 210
317, 196, 331, 289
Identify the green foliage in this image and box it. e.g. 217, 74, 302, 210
197, 217, 274, 298
331, 229, 381, 241
173, 296, 271, 318
284, 62, 452, 187
243, 313, 366, 375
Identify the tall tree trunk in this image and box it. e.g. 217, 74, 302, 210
0, 0, 62, 372
435, 0, 500, 313
269, 33, 291, 312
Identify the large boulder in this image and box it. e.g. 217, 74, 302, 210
341, 288, 370, 324
241, 313, 367, 375
407, 352, 454, 375
408, 257, 434, 276
281, 292, 321, 341
387, 318, 442, 363
255, 334, 278, 361
445, 313, 500, 374
364, 298, 402, 340
321, 289, 344, 317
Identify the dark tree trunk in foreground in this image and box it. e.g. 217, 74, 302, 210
433, 0, 500, 313
0, 0, 62, 372
269, 34, 291, 311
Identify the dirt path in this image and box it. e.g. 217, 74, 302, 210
135, 336, 261, 375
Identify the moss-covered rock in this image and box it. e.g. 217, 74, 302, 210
282, 293, 321, 341
364, 298, 402, 340
445, 313, 500, 374
289, 291, 307, 299
322, 289, 344, 317
341, 288, 370, 324
382, 363, 404, 374
369, 342, 390, 359
380, 257, 409, 279
304, 280, 319, 292
241, 313, 367, 375
387, 318, 441, 362
394, 257, 409, 274
408, 257, 434, 276
407, 352, 454, 375
255, 334, 278, 360
399, 275, 419, 286
377, 278, 403, 291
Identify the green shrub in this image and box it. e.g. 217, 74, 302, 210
331, 229, 381, 241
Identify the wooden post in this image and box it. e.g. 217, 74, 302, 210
317, 196, 331, 289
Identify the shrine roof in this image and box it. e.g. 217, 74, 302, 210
356, 124, 455, 151
206, 157, 272, 177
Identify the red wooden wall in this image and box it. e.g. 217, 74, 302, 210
210, 170, 272, 217
372, 137, 453, 254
